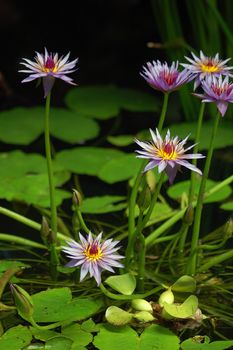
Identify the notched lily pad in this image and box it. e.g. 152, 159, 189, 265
104, 273, 136, 295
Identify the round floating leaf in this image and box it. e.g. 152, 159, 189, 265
32, 287, 103, 322
93, 324, 179, 350
30, 327, 59, 341
45, 336, 72, 350
0, 325, 32, 350
98, 154, 143, 183
65, 85, 120, 119
0, 260, 30, 274
104, 273, 136, 295
65, 86, 159, 120
118, 88, 158, 112
56, 147, 123, 175
49, 108, 99, 143
220, 201, 233, 211
62, 324, 92, 347
107, 135, 134, 147
168, 121, 233, 150
163, 295, 198, 319
167, 179, 232, 204
171, 275, 196, 293
0, 107, 43, 145
105, 306, 133, 326
181, 337, 233, 350
0, 151, 71, 207
81, 196, 126, 213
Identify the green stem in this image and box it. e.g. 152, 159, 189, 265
187, 111, 220, 275
145, 174, 233, 248
126, 93, 169, 266
177, 223, 189, 261
44, 93, 59, 277
30, 317, 64, 330
198, 250, 233, 272
157, 92, 169, 131
188, 103, 205, 203
137, 233, 146, 292
0, 206, 71, 243
0, 234, 46, 249
99, 283, 162, 300
76, 208, 90, 234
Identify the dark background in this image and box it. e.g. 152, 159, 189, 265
0, 0, 160, 107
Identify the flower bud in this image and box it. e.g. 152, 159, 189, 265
105, 306, 133, 326
183, 205, 194, 226
10, 284, 34, 322
223, 218, 233, 239
133, 311, 155, 322
131, 299, 153, 313
158, 288, 174, 307
137, 186, 151, 212
72, 189, 83, 207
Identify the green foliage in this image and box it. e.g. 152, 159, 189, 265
167, 179, 232, 204
93, 324, 180, 350
220, 201, 233, 211
65, 86, 158, 119
168, 121, 233, 150
107, 135, 134, 147
0, 325, 32, 350
163, 295, 198, 319
104, 273, 136, 295
32, 287, 103, 322
0, 107, 99, 145
180, 336, 233, 350
56, 147, 123, 176
0, 260, 30, 275
0, 151, 71, 207
98, 154, 143, 183
81, 195, 126, 213
171, 275, 196, 293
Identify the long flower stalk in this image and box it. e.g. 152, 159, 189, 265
186, 111, 220, 275
188, 103, 205, 203
126, 93, 170, 268
44, 92, 59, 277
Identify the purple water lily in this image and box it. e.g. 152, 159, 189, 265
194, 75, 233, 117
62, 232, 124, 286
135, 129, 205, 184
19, 48, 78, 97
140, 60, 192, 93
181, 51, 233, 90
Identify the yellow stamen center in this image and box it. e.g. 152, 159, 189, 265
85, 243, 102, 261
200, 62, 220, 73
157, 143, 177, 160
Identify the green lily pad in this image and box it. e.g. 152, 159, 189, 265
65, 86, 158, 120
181, 336, 233, 350
0, 107, 99, 145
167, 179, 232, 204
93, 324, 179, 350
62, 323, 92, 347
45, 336, 73, 350
104, 273, 136, 295
163, 295, 198, 319
0, 325, 32, 350
32, 287, 103, 322
107, 135, 134, 147
0, 260, 30, 274
81, 195, 126, 213
220, 201, 233, 211
168, 121, 233, 150
98, 154, 144, 183
0, 107, 43, 145
56, 147, 123, 176
0, 151, 71, 207
30, 327, 59, 341
49, 107, 99, 143
171, 275, 196, 293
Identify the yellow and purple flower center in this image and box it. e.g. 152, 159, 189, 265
85, 243, 102, 260
43, 57, 58, 73
157, 143, 177, 160
200, 60, 220, 73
